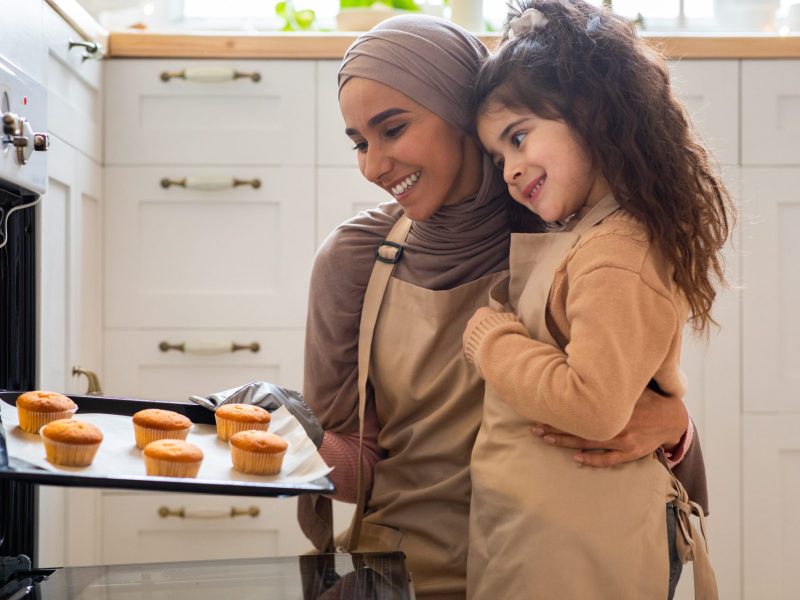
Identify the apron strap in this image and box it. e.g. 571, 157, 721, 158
670, 472, 719, 599
346, 215, 413, 550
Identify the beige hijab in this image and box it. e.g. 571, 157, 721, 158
304, 15, 527, 434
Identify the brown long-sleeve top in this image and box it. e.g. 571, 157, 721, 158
465, 211, 692, 444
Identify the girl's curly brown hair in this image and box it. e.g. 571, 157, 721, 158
474, 0, 735, 333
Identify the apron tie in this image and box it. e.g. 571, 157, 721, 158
671, 479, 718, 599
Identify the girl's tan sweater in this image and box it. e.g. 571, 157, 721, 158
465, 211, 689, 442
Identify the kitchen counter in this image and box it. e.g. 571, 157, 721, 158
107, 31, 800, 60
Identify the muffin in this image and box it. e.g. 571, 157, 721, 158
214, 403, 271, 442
40, 419, 103, 467
132, 408, 192, 449
229, 430, 288, 475
16, 391, 77, 434
143, 439, 203, 478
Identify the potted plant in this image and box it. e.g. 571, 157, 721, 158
336, 0, 422, 31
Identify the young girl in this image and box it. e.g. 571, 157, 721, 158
463, 1, 732, 598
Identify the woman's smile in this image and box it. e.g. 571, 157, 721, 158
390, 171, 421, 197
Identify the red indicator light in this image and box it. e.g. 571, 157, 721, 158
22, 97, 27, 105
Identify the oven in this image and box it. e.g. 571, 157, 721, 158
0, 52, 49, 565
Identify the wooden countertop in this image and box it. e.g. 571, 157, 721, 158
105, 31, 800, 60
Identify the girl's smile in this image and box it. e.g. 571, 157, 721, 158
477, 103, 610, 223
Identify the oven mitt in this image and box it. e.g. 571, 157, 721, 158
189, 381, 324, 448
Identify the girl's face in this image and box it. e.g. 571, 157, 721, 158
477, 102, 610, 223
339, 77, 483, 221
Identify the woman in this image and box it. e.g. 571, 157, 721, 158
298, 14, 706, 599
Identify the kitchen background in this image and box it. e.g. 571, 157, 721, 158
2, 0, 799, 598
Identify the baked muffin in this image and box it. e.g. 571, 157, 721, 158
143, 439, 203, 478
132, 408, 192, 449
16, 391, 77, 434
40, 419, 103, 467
214, 404, 271, 442
229, 430, 288, 475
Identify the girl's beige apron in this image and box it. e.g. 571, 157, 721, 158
467, 195, 717, 599
344, 215, 508, 599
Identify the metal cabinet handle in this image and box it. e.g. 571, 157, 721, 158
159, 341, 260, 355
160, 176, 261, 191
160, 67, 261, 83
67, 39, 104, 62
158, 506, 260, 519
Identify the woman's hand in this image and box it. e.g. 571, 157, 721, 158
531, 388, 689, 468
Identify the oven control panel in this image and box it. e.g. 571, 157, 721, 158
0, 55, 47, 195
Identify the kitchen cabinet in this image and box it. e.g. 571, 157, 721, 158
737, 59, 800, 600
36, 2, 105, 569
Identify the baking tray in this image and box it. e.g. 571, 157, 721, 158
0, 391, 334, 497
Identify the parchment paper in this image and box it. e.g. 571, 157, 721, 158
1, 402, 332, 485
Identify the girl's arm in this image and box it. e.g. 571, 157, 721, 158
463, 266, 682, 441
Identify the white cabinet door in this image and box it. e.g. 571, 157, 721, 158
742, 60, 800, 165
674, 167, 742, 600
44, 2, 103, 162
669, 60, 739, 167
317, 60, 356, 167
103, 328, 304, 401
743, 414, 800, 599
0, 0, 45, 84
104, 166, 314, 329
741, 167, 800, 413
40, 135, 103, 396
105, 60, 315, 166
317, 167, 388, 246
100, 492, 311, 564
37, 135, 103, 568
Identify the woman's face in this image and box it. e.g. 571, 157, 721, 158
339, 77, 483, 221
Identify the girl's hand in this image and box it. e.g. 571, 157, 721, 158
531, 388, 689, 468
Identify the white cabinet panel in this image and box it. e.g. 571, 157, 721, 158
0, 0, 45, 84
44, 2, 103, 162
743, 415, 800, 599
742, 168, 800, 413
104, 166, 314, 329
317, 167, 388, 246
742, 60, 800, 165
103, 328, 304, 401
105, 60, 315, 166
100, 492, 311, 564
317, 60, 357, 167
669, 60, 739, 166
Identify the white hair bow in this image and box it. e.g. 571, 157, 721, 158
508, 7, 549, 40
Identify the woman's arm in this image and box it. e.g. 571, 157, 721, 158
528, 387, 689, 467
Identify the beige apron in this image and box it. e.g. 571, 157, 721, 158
468, 196, 717, 599
344, 215, 508, 599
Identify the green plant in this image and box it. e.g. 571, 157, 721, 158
340, 0, 422, 11
275, 1, 316, 31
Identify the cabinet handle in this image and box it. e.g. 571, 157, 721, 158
159, 341, 261, 355
67, 39, 104, 62
160, 176, 261, 191
158, 506, 260, 519
159, 67, 261, 83
71, 366, 104, 396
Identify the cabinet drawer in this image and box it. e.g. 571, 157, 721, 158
100, 492, 309, 564
105, 59, 315, 166
317, 60, 358, 167
104, 166, 314, 329
742, 60, 800, 165
668, 60, 738, 167
44, 2, 103, 162
103, 328, 304, 401
317, 167, 386, 246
